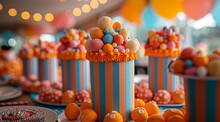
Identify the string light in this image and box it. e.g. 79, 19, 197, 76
8, 8, 17, 17
82, 4, 91, 13
90, 0, 99, 9
73, 8, 82, 16
21, 11, 30, 20
98, 0, 107, 4
0, 3, 3, 11
45, 13, 54, 22
33, 13, 42, 21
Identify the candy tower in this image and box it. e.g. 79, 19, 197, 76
35, 39, 58, 83
19, 42, 38, 78
58, 29, 91, 93
145, 26, 182, 93
86, 16, 140, 121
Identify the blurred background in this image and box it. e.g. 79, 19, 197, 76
0, 0, 219, 67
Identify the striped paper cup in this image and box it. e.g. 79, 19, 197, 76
148, 56, 179, 93
180, 75, 220, 122
38, 57, 58, 83
90, 61, 134, 121
60, 59, 90, 93
22, 57, 38, 78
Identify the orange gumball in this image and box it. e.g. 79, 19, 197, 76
94, 29, 104, 39
144, 101, 160, 116
80, 101, 92, 111
61, 90, 75, 104
167, 115, 185, 122
81, 39, 87, 45
147, 114, 165, 122
79, 31, 86, 38
168, 35, 178, 42
131, 107, 148, 122
65, 103, 80, 120
163, 108, 184, 121
103, 44, 114, 53
80, 109, 97, 122
135, 99, 145, 108
171, 60, 184, 74
193, 55, 209, 67
171, 90, 185, 104
104, 111, 123, 122
112, 22, 122, 30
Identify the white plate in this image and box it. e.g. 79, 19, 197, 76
0, 106, 58, 122
0, 86, 22, 102
34, 95, 81, 107
158, 103, 184, 107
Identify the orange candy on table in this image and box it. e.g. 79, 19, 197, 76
135, 99, 145, 108
104, 111, 123, 122
147, 114, 165, 122
80, 101, 92, 111
94, 29, 104, 39
193, 55, 209, 67
65, 103, 80, 120
61, 90, 75, 104
171, 90, 185, 104
171, 60, 184, 74
144, 101, 160, 116
131, 107, 148, 122
80, 109, 97, 122
103, 44, 114, 53
163, 108, 184, 121
167, 115, 185, 122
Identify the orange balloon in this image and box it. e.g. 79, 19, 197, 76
120, 0, 147, 24
152, 0, 183, 19
183, 0, 215, 20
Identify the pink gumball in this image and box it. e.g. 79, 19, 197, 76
167, 42, 176, 49
167, 28, 172, 35
78, 45, 86, 52
58, 45, 66, 52
115, 45, 125, 51
69, 41, 79, 48
184, 67, 197, 75
90, 39, 104, 52
180, 47, 196, 60
113, 34, 124, 45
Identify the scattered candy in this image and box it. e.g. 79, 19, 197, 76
104, 111, 123, 122
75, 90, 90, 103
80, 109, 97, 122
153, 90, 171, 104
65, 103, 80, 120
171, 90, 185, 104
136, 89, 153, 103
163, 108, 184, 121
144, 101, 160, 116
61, 90, 75, 104
80, 101, 92, 111
135, 99, 145, 108
131, 107, 148, 122
147, 114, 165, 122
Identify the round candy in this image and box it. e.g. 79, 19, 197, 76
75, 90, 90, 103
163, 108, 184, 121
180, 47, 196, 60
61, 90, 75, 104
89, 27, 99, 39
131, 107, 148, 122
125, 38, 140, 52
167, 42, 176, 50
144, 101, 160, 116
147, 30, 156, 37
113, 34, 124, 45
103, 29, 109, 34
46, 89, 62, 104
112, 22, 122, 30
104, 111, 123, 122
136, 89, 153, 103
152, 41, 160, 49
60, 36, 69, 45
196, 66, 207, 77
139, 80, 149, 89
184, 59, 193, 68
103, 34, 113, 44
69, 40, 79, 48
167, 115, 185, 122
208, 60, 220, 77
135, 99, 145, 108
171, 90, 185, 104
159, 36, 164, 42
119, 28, 130, 39
94, 29, 104, 39
147, 114, 165, 122
184, 67, 196, 75
65, 103, 80, 120
193, 55, 209, 67
85, 39, 91, 50
171, 60, 184, 74
90, 39, 104, 52
135, 85, 141, 98
98, 16, 113, 30
168, 35, 178, 42
81, 39, 87, 45
80, 101, 92, 111
58, 45, 66, 52
103, 44, 114, 53
115, 45, 125, 52
78, 45, 86, 52
80, 109, 97, 122
160, 43, 167, 50
153, 90, 171, 104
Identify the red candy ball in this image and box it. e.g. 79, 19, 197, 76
153, 90, 171, 104
180, 47, 196, 60
75, 90, 90, 103
136, 89, 153, 102
113, 34, 124, 45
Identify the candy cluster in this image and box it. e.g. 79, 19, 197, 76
86, 16, 140, 62
145, 26, 182, 57
135, 80, 185, 104
34, 39, 57, 58
19, 42, 35, 58
170, 47, 220, 77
